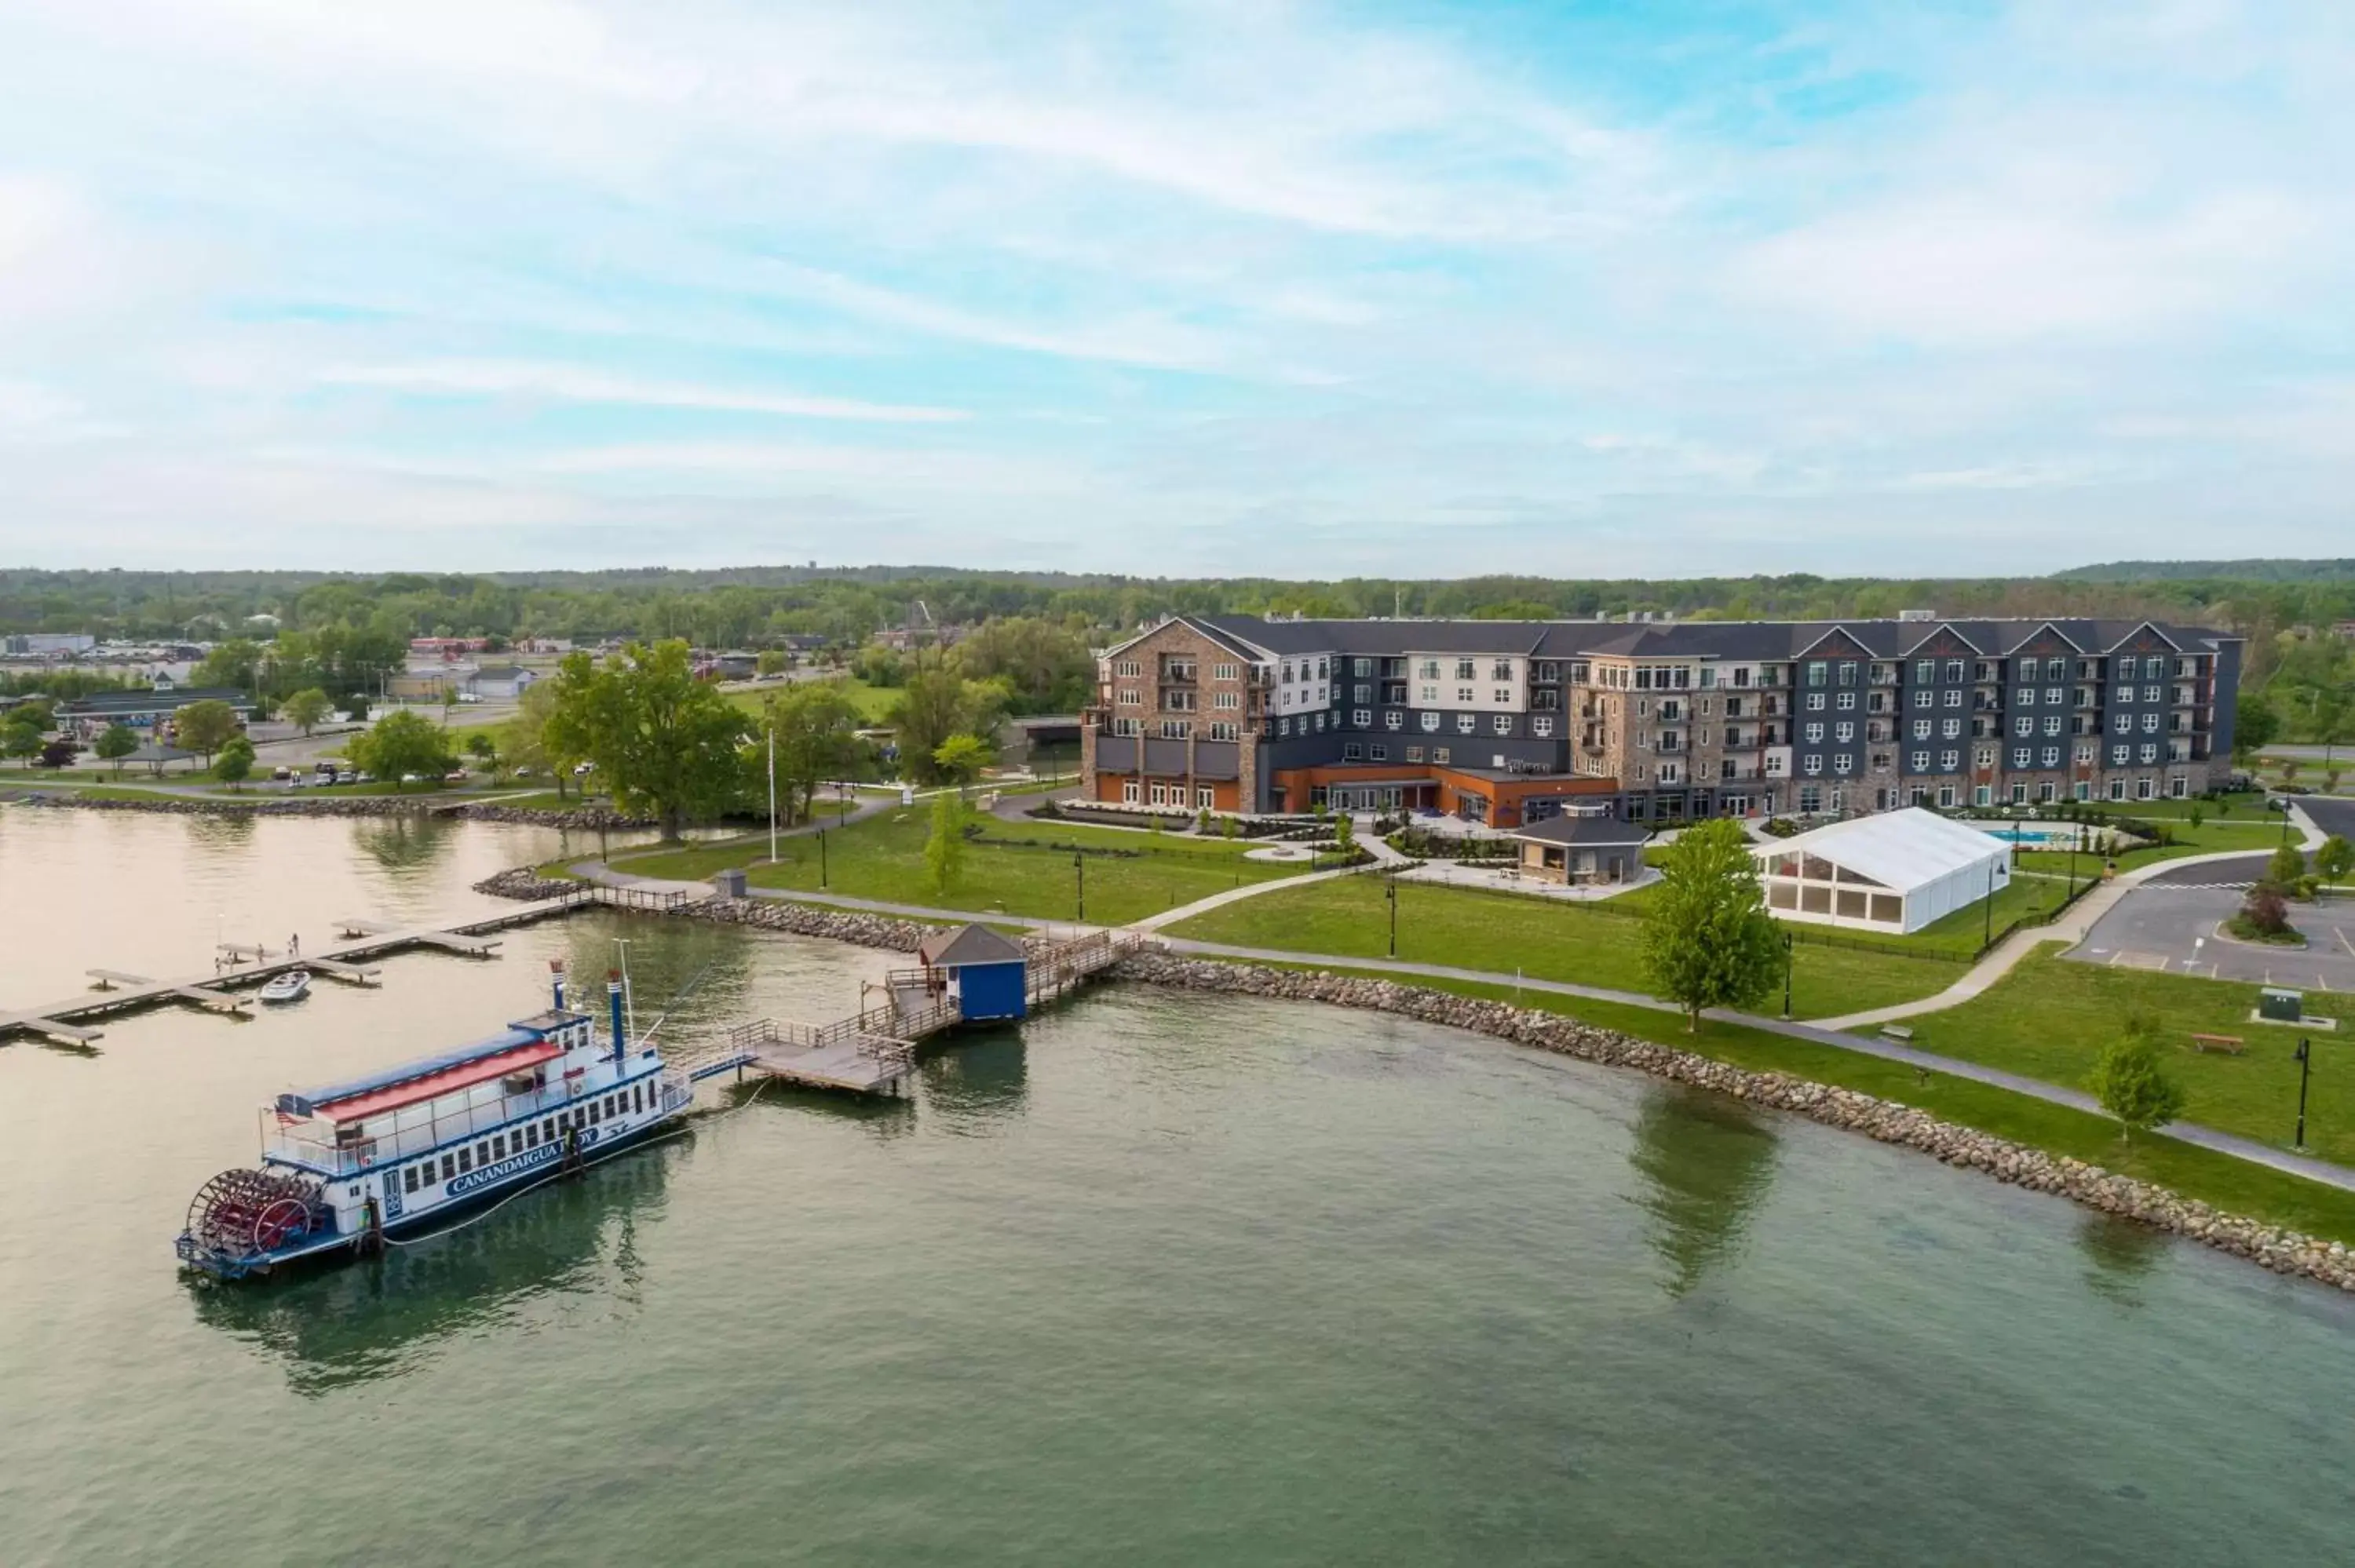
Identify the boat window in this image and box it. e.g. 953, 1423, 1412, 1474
476, 1141, 490, 1166
403, 1166, 418, 1194
604, 1095, 616, 1119
442, 1154, 455, 1183
457, 1147, 473, 1173
525, 1123, 539, 1149
631, 1083, 643, 1114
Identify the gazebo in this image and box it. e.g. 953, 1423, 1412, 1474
1751, 808, 2010, 935
120, 742, 200, 777
1507, 812, 1650, 885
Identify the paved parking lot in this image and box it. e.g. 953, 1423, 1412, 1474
2070, 884, 2355, 994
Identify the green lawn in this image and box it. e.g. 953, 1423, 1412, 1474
1857, 948, 2355, 1165
614, 807, 1314, 925
725, 676, 900, 724
1163, 876, 1962, 1019
2014, 819, 2282, 876
1249, 961, 2355, 1247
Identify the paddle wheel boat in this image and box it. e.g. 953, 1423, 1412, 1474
177, 961, 691, 1279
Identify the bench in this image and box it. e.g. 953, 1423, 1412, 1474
2189, 1033, 2245, 1056
1879, 1024, 1915, 1043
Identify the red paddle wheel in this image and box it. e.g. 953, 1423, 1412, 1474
180, 1169, 330, 1272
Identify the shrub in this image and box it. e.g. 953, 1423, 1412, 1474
2267, 843, 2308, 887
2086, 1013, 2185, 1140
2236, 883, 2293, 938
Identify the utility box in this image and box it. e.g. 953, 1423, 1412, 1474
2260, 987, 2303, 1023
711, 868, 748, 900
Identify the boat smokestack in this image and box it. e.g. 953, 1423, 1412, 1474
608, 970, 626, 1063
550, 958, 567, 1012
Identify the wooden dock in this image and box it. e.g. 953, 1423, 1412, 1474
0, 884, 692, 1045
678, 928, 1151, 1096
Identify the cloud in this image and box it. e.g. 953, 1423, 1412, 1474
318, 361, 968, 422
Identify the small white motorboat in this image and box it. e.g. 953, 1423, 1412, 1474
259, 968, 312, 1005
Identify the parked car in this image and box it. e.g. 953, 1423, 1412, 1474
573, 761, 595, 776
444, 769, 468, 783
271, 766, 293, 781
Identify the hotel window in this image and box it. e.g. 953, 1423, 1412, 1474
1803, 754, 1824, 775
2141, 713, 2160, 733
2014, 717, 2032, 737
1915, 658, 1935, 683
2013, 746, 2032, 768
1492, 660, 1513, 682
1911, 720, 1930, 740
1941, 718, 1961, 739
1911, 689, 1931, 709
1419, 685, 1438, 702
1214, 663, 1240, 682
1162, 720, 1192, 739
1405, 746, 1424, 763
2140, 743, 2158, 764
1532, 717, 1554, 738
1116, 689, 1141, 706
2143, 656, 2164, 679
1369, 744, 1388, 761
1278, 717, 1291, 736
1280, 663, 1292, 683
2136, 777, 2155, 800
1384, 711, 1403, 731
1353, 658, 1371, 677
2112, 744, 2131, 766
1113, 660, 1140, 678
1492, 689, 1510, 704
2046, 687, 2063, 706
2042, 658, 2064, 681
1353, 709, 1371, 728
2075, 781, 2092, 800
2109, 780, 2127, 800
2112, 714, 2131, 734
2170, 775, 2189, 798
1492, 715, 1511, 735
1806, 661, 1827, 686
1456, 713, 1475, 734
1836, 691, 1856, 710
1420, 712, 1440, 731
1977, 747, 1997, 768
2076, 743, 2095, 764
2114, 684, 2132, 705
1353, 684, 1370, 702
1433, 748, 1450, 764
2017, 687, 2037, 706
1942, 689, 1961, 708
2042, 746, 2061, 768
1944, 659, 1964, 683
1806, 692, 1825, 711
1316, 658, 1328, 679
1208, 722, 1239, 741
1941, 749, 1959, 771
1313, 713, 1326, 732
1343, 742, 1363, 760
1213, 692, 1239, 709
1455, 658, 1476, 680
2043, 716, 2062, 737
1833, 753, 1854, 775
1837, 662, 1857, 687
1805, 722, 1824, 742
1457, 687, 1474, 704
1419, 659, 1441, 680
1835, 721, 1854, 742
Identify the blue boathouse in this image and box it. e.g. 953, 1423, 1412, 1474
917, 924, 1029, 1023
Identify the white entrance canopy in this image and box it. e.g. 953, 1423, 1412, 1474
1751, 808, 2010, 935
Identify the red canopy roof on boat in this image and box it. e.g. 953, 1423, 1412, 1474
310, 1039, 561, 1122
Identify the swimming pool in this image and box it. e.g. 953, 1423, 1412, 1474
1977, 826, 2085, 846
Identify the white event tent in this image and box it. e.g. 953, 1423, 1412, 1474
1751, 808, 2010, 935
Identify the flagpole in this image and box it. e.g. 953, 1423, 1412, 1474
767, 724, 778, 863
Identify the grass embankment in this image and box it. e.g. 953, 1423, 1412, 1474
1163, 876, 1961, 1019
1857, 948, 2355, 1165
1245, 961, 2355, 1247
616, 808, 1316, 926
722, 676, 900, 724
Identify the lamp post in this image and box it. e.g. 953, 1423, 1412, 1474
1780, 930, 1794, 1020
1074, 850, 1085, 922
2294, 1037, 2313, 1149
818, 828, 827, 890
1984, 854, 1996, 951
1386, 875, 1397, 958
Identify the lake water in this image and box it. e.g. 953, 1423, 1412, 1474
2, 808, 2352, 1565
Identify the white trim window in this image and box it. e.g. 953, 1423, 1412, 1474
2013, 746, 2032, 768
1911, 749, 1931, 771
1492, 714, 1511, 735
1532, 717, 1554, 738
1420, 711, 1440, 732
1455, 713, 1475, 734
1353, 709, 1371, 728
1385, 710, 1404, 731
1121, 780, 1139, 804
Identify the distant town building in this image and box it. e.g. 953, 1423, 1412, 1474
55, 686, 254, 738
2, 633, 97, 657
465, 665, 539, 700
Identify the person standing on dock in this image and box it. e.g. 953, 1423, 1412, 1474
289, 933, 300, 958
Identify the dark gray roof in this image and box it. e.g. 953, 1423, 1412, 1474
918, 922, 1027, 969
1510, 815, 1652, 848
1185, 615, 2236, 663
57, 687, 252, 715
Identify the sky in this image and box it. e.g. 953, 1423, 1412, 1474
2, 0, 2352, 578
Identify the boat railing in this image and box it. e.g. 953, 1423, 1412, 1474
261, 1066, 659, 1176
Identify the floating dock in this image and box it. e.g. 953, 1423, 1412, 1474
0, 884, 688, 1045
674, 928, 1150, 1096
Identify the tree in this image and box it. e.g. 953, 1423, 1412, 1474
173, 699, 241, 762
1334, 814, 1355, 852
192, 638, 263, 693
2186, 804, 2204, 830
2086, 1015, 2186, 1140
891, 658, 1007, 784
546, 640, 750, 839
509, 679, 570, 799
283, 687, 334, 736
214, 735, 256, 789
763, 682, 863, 825
2318, 834, 2354, 882
755, 649, 789, 677
95, 724, 138, 774
2229, 699, 2277, 767
465, 731, 499, 775
2267, 842, 2307, 887
2282, 758, 2302, 786
0, 725, 38, 768
2237, 882, 2294, 938
1639, 819, 1785, 1030
350, 709, 455, 790
39, 737, 79, 768
924, 789, 968, 893
931, 732, 995, 795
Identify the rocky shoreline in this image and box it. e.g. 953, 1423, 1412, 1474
1112, 954, 2355, 1296
462, 868, 2355, 1296
7, 790, 648, 830
470, 868, 938, 950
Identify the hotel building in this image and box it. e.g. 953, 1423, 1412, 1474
1081, 614, 2243, 827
